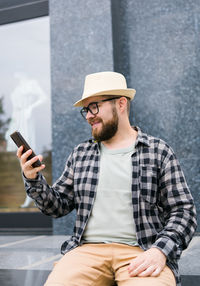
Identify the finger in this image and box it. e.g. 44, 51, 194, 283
21, 149, 32, 165
17, 146, 24, 158
38, 154, 43, 162
23, 155, 42, 169
129, 262, 148, 277
23, 163, 45, 180
150, 267, 162, 277
128, 257, 144, 272
32, 164, 46, 173
138, 265, 156, 277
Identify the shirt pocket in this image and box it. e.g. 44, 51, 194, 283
139, 165, 158, 205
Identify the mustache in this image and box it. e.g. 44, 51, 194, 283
88, 117, 103, 125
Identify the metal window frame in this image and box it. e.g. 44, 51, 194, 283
0, 0, 51, 234
0, 0, 49, 25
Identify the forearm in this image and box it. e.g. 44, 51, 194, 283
155, 146, 197, 260
23, 173, 74, 218
152, 199, 197, 260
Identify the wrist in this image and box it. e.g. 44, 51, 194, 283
23, 172, 39, 180
150, 247, 166, 259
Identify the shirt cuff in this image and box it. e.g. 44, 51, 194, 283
151, 236, 177, 259
22, 172, 44, 198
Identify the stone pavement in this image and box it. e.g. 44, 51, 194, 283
0, 235, 199, 286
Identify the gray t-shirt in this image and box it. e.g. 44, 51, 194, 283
82, 142, 138, 246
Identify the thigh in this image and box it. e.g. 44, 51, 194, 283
112, 244, 176, 286
116, 265, 176, 286
44, 244, 114, 286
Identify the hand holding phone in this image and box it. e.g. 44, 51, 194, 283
10, 131, 41, 168
10, 131, 45, 179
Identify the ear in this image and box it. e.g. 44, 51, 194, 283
117, 97, 128, 113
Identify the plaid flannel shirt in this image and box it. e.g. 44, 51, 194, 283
24, 127, 197, 286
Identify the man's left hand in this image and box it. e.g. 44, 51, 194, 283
128, 248, 166, 277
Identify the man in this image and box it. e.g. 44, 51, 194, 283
17, 71, 197, 286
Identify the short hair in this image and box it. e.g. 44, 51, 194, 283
126, 97, 131, 115
111, 96, 130, 115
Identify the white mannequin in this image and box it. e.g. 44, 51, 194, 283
6, 73, 47, 207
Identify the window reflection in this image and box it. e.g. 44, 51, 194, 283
0, 16, 51, 211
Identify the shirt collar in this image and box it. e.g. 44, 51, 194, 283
133, 126, 150, 147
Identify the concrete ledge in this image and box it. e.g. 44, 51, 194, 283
0, 270, 199, 286
181, 275, 200, 286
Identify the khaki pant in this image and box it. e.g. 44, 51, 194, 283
44, 243, 176, 286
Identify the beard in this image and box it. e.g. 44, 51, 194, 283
89, 106, 119, 142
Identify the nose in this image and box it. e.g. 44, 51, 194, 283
86, 110, 95, 121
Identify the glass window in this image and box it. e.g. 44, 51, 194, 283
0, 16, 51, 211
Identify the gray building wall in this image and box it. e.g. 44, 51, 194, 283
50, 0, 199, 234
49, 0, 114, 234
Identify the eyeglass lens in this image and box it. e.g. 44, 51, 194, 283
81, 102, 99, 118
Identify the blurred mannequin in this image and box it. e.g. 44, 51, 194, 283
6, 73, 47, 207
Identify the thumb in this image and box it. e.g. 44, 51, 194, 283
38, 154, 43, 162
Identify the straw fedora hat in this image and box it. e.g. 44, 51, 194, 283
74, 71, 136, 107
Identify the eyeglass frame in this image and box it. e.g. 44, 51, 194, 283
80, 96, 124, 119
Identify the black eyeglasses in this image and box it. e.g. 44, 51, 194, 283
80, 97, 121, 119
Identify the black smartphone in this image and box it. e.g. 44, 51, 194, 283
10, 131, 42, 168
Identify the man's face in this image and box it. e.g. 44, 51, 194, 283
84, 97, 119, 142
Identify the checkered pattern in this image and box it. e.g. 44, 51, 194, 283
24, 127, 197, 286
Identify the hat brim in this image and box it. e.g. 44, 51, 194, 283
74, 88, 136, 107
